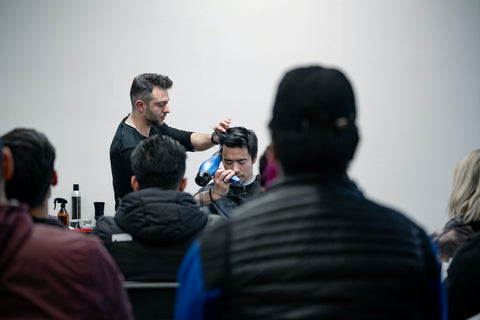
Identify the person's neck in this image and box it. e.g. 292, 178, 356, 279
0, 184, 7, 205
243, 175, 256, 186
30, 199, 48, 219
128, 112, 152, 137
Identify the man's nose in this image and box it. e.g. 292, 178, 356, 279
233, 163, 241, 173
164, 104, 171, 113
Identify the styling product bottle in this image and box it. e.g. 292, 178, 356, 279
54, 198, 69, 227
72, 184, 81, 221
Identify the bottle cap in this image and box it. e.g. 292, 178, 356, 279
73, 184, 79, 191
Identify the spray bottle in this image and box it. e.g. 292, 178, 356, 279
54, 198, 69, 227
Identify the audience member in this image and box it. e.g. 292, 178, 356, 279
446, 231, 480, 320
110, 72, 231, 208
174, 66, 444, 320
433, 149, 480, 263
95, 135, 216, 280
2, 128, 65, 228
258, 142, 281, 191
194, 126, 262, 219
0, 136, 133, 319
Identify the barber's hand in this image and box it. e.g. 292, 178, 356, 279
211, 168, 235, 201
212, 118, 231, 144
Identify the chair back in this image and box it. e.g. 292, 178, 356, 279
123, 281, 179, 320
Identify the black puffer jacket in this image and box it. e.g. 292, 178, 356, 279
199, 174, 442, 320
92, 187, 208, 281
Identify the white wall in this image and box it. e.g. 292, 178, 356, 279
1, 0, 479, 233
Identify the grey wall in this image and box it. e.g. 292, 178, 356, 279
1, 0, 479, 232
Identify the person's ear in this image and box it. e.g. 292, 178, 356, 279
252, 152, 258, 164
135, 100, 145, 113
178, 177, 187, 192
51, 170, 58, 186
131, 176, 140, 191
2, 146, 14, 182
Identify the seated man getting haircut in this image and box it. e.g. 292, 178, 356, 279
194, 126, 262, 219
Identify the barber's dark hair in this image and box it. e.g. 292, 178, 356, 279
218, 127, 258, 161
2, 128, 56, 208
130, 135, 186, 190
269, 66, 359, 175
130, 73, 173, 107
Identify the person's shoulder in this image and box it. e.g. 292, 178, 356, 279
453, 231, 480, 258
151, 122, 168, 135
447, 231, 480, 283
358, 195, 427, 233
198, 215, 229, 254
111, 116, 144, 149
246, 178, 263, 196
91, 216, 118, 238
111, 115, 129, 137
30, 225, 104, 258
33, 216, 67, 229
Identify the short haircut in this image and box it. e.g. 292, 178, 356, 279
269, 66, 359, 174
130, 73, 173, 107
218, 127, 258, 161
448, 149, 480, 223
130, 135, 186, 190
2, 128, 56, 208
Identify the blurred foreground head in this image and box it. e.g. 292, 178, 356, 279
2, 128, 56, 208
269, 66, 359, 175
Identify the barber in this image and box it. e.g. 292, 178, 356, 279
110, 72, 230, 208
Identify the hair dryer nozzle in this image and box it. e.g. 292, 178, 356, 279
195, 170, 212, 187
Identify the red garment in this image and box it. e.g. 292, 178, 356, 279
0, 204, 134, 320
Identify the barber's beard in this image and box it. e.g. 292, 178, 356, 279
144, 109, 161, 126
146, 117, 160, 126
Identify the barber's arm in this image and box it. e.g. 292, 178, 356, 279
190, 118, 231, 151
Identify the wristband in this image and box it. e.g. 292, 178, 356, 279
211, 132, 219, 145
209, 189, 216, 203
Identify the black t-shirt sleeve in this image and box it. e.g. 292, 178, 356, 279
156, 123, 194, 151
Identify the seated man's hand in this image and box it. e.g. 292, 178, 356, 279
211, 169, 236, 201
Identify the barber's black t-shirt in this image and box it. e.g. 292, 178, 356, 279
110, 115, 194, 209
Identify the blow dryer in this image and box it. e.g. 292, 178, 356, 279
195, 150, 242, 187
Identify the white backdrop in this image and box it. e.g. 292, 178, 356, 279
1, 0, 479, 233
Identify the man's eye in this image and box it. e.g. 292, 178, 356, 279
224, 161, 232, 165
